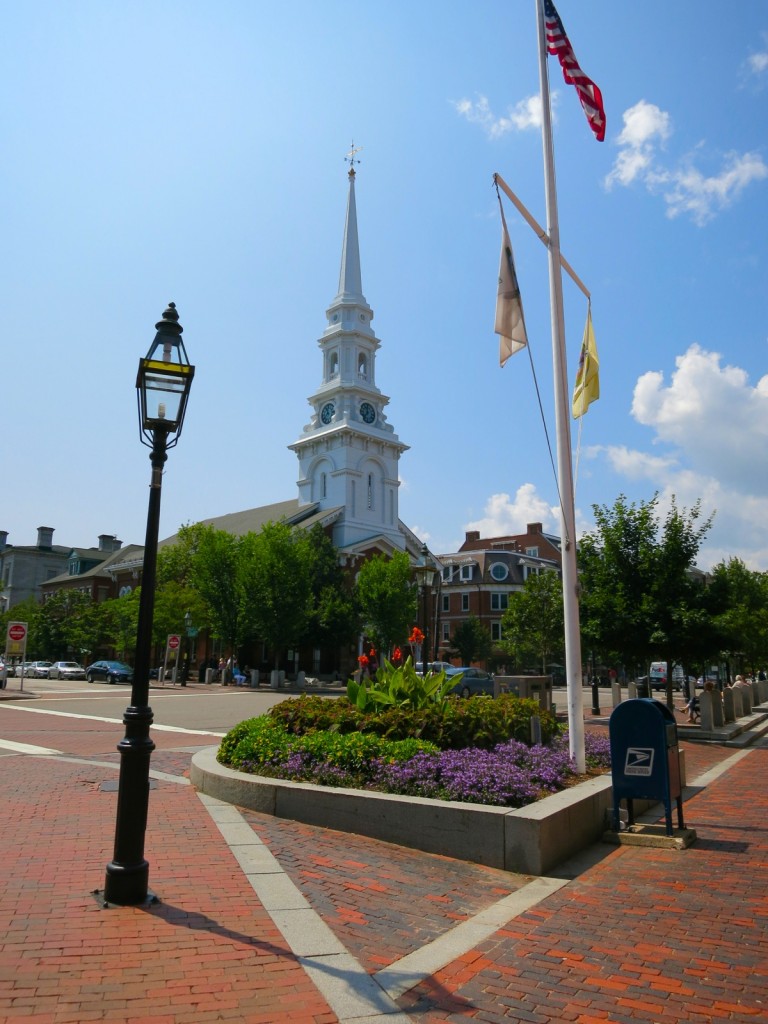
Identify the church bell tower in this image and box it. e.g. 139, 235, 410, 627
289, 158, 408, 554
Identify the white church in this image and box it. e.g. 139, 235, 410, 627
155, 165, 428, 639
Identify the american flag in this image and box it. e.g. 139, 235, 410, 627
544, 0, 606, 141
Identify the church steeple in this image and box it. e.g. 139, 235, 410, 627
289, 156, 409, 554
335, 166, 366, 306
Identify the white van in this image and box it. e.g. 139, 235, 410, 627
649, 661, 684, 691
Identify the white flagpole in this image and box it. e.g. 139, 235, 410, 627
536, 0, 585, 771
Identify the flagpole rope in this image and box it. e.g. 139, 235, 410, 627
495, 180, 567, 530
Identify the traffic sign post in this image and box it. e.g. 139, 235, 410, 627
164, 635, 182, 686
6, 622, 28, 691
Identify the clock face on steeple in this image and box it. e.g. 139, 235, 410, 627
360, 401, 376, 424
320, 402, 335, 425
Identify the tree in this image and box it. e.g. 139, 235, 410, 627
707, 559, 768, 676
354, 551, 417, 658
500, 571, 564, 671
578, 493, 713, 705
1, 597, 43, 659
102, 590, 141, 662
449, 615, 492, 667
189, 525, 253, 665
243, 522, 313, 670
299, 525, 359, 653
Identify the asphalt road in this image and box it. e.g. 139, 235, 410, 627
2, 676, 295, 734
2, 675, 641, 737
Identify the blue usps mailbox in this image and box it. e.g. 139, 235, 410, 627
609, 699, 685, 836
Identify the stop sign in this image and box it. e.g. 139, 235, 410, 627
168, 635, 181, 650
8, 624, 26, 641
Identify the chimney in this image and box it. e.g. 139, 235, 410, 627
98, 534, 122, 553
527, 523, 543, 535
37, 526, 54, 549
465, 531, 480, 544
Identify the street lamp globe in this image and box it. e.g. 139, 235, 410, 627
136, 302, 194, 447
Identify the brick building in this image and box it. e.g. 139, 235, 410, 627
435, 523, 562, 669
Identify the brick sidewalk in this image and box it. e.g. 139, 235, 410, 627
0, 707, 765, 1023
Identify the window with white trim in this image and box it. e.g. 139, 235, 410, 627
491, 593, 508, 611
491, 622, 502, 642
461, 594, 470, 612
459, 564, 473, 582
442, 594, 450, 613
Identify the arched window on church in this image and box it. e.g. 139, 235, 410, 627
358, 352, 368, 380
328, 350, 339, 379
321, 472, 327, 499
367, 472, 374, 510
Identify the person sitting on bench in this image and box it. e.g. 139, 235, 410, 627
678, 693, 700, 722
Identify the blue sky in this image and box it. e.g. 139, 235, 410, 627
1, 1, 766, 571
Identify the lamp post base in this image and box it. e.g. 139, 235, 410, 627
97, 877, 158, 909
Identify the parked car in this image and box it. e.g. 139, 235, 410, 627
445, 667, 494, 698
415, 661, 454, 674
86, 660, 134, 684
14, 662, 35, 677
48, 661, 86, 680
26, 661, 52, 678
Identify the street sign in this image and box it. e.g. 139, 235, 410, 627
6, 621, 28, 657
167, 635, 181, 651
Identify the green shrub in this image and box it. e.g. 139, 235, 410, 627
265, 691, 558, 750
217, 715, 438, 778
216, 716, 293, 770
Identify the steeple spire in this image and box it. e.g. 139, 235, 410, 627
335, 145, 366, 305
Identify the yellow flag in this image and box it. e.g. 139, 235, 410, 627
572, 307, 599, 417
495, 204, 528, 367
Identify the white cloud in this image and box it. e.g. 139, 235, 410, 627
630, 343, 768, 493
605, 100, 767, 225
582, 345, 768, 569
747, 50, 768, 75
453, 93, 544, 138
462, 484, 558, 539
655, 152, 768, 225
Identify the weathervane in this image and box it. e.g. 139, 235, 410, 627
345, 141, 363, 177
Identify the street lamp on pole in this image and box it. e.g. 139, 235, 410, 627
103, 302, 194, 907
413, 543, 437, 677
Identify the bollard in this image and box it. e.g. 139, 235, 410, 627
627, 681, 637, 699
270, 669, 280, 690
250, 669, 259, 689
722, 687, 736, 723
611, 679, 622, 707
530, 715, 542, 745
699, 689, 714, 730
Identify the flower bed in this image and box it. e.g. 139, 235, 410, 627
217, 698, 611, 810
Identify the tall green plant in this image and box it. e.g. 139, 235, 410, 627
347, 656, 456, 713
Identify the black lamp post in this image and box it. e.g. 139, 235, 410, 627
414, 543, 437, 677
183, 610, 197, 687
590, 650, 601, 716
103, 302, 194, 907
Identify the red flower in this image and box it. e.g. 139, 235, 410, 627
409, 626, 424, 644
392, 646, 402, 664
357, 654, 369, 666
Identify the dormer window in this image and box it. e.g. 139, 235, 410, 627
460, 564, 473, 582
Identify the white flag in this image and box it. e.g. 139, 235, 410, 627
495, 209, 528, 367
